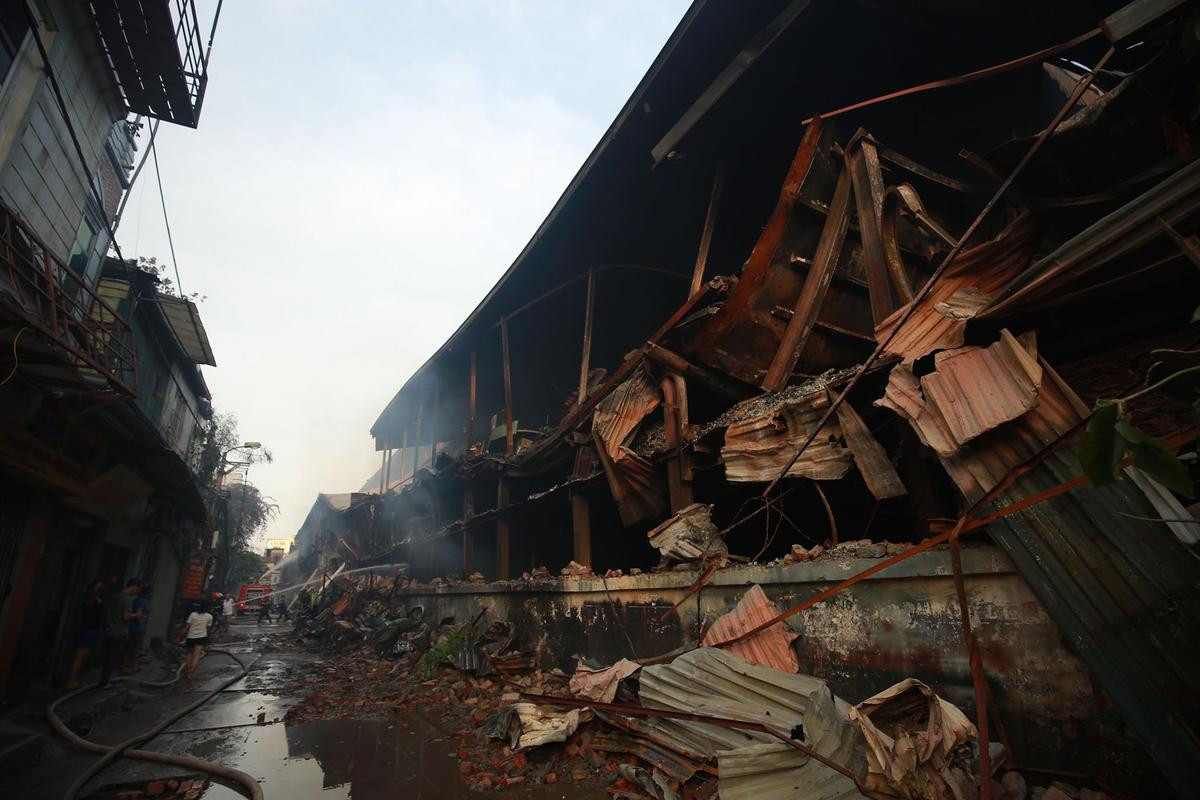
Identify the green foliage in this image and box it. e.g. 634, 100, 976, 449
1080, 399, 1194, 498
227, 549, 268, 585
416, 626, 471, 679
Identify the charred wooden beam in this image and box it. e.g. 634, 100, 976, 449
501, 315, 514, 457
689, 166, 724, 297
645, 343, 748, 400
578, 268, 595, 406
762, 163, 854, 392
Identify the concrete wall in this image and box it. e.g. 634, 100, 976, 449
391, 543, 1161, 790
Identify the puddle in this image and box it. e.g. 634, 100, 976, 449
200, 715, 606, 799
164, 692, 296, 732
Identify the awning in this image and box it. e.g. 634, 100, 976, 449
156, 296, 216, 366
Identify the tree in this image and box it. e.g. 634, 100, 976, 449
223, 481, 279, 553
227, 548, 268, 586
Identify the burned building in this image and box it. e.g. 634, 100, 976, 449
306, 1, 1200, 795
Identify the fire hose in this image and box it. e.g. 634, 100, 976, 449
46, 647, 264, 800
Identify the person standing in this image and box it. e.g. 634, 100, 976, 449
99, 579, 141, 688
256, 596, 272, 624
65, 580, 105, 690
124, 582, 150, 671
178, 602, 213, 681
222, 594, 235, 633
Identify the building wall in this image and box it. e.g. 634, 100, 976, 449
0, 0, 122, 264
391, 544, 1164, 793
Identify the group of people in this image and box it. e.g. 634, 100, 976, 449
65, 577, 150, 690
68, 579, 299, 688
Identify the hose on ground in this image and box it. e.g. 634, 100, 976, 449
47, 647, 263, 800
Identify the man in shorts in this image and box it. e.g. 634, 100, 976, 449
178, 602, 213, 681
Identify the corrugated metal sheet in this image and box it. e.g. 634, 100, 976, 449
701, 585, 799, 673
722, 391, 851, 482
875, 211, 1037, 363
877, 330, 1043, 456
983, 156, 1200, 317
638, 648, 866, 800
896, 354, 1200, 793
593, 367, 660, 459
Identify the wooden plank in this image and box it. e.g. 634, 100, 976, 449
762, 163, 854, 391
833, 396, 907, 500
577, 268, 595, 405
497, 478, 511, 580
848, 138, 898, 326
501, 315, 514, 457
689, 165, 724, 297
571, 492, 591, 567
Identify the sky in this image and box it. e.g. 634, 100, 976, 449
116, 1, 692, 548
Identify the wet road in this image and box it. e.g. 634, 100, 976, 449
2, 617, 605, 799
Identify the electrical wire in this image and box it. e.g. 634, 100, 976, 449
111, 118, 160, 237
0, 328, 28, 387
151, 137, 184, 296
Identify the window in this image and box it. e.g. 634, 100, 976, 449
0, 3, 30, 89
66, 216, 97, 277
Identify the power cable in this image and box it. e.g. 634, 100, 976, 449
150, 136, 184, 296
111, 118, 160, 237
0, 327, 29, 387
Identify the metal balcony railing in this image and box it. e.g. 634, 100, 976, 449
89, 0, 213, 128
0, 203, 136, 396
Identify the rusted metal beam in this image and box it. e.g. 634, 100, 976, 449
759, 45, 1116, 499
411, 394, 423, 478
496, 478, 511, 580
1158, 217, 1200, 270
516, 283, 720, 463
501, 315, 514, 457
689, 166, 724, 297
570, 492, 591, 567
378, 442, 387, 494
692, 119, 824, 357
660, 374, 693, 512
577, 268, 595, 406
467, 350, 477, 447
762, 163, 854, 392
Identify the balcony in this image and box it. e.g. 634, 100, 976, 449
0, 202, 136, 396
88, 0, 212, 128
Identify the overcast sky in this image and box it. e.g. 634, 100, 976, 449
116, 1, 691, 547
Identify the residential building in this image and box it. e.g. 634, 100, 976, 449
0, 0, 218, 700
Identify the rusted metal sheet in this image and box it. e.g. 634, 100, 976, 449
877, 345, 1200, 794
833, 397, 906, 500
590, 729, 703, 783
569, 658, 641, 704
700, 585, 799, 673
721, 390, 851, 482
594, 429, 668, 526
762, 163, 854, 392
875, 211, 1038, 363
593, 367, 661, 460
876, 330, 1043, 457
660, 374, 694, 512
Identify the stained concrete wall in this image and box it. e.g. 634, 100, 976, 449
393, 542, 1160, 791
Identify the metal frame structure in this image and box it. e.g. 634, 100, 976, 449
88, 0, 213, 128
0, 202, 136, 396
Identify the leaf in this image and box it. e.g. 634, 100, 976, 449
1079, 401, 1124, 486
1115, 417, 1195, 499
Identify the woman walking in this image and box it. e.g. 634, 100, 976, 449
177, 602, 213, 681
